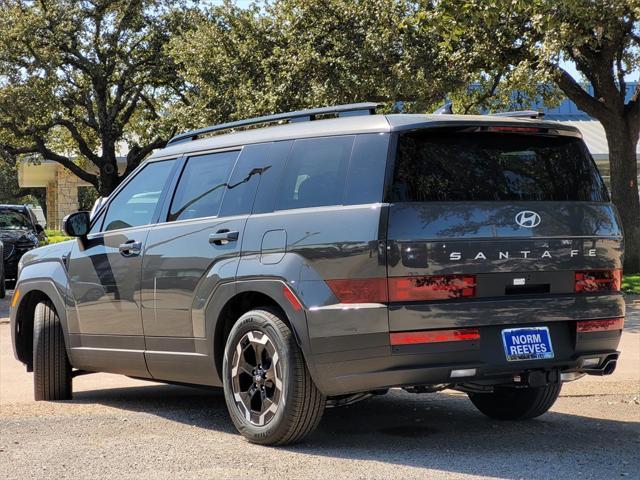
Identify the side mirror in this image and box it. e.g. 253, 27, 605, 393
62, 211, 91, 237
35, 224, 44, 234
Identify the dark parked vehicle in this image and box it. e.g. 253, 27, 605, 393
10, 104, 624, 445
0, 240, 5, 299
0, 205, 44, 287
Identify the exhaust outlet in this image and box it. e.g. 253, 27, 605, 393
603, 360, 617, 375
583, 354, 619, 376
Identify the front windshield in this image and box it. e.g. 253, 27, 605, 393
0, 209, 31, 230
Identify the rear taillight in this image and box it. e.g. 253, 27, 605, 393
388, 275, 476, 301
576, 318, 624, 333
326, 278, 388, 303
327, 275, 477, 304
574, 269, 621, 293
390, 328, 480, 345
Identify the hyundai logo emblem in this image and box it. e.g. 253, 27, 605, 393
515, 210, 541, 228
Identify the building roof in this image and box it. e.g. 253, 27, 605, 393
551, 119, 640, 159
540, 82, 637, 121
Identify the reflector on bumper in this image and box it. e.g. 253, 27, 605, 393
390, 328, 480, 346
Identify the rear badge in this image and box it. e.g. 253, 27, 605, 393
501, 327, 554, 361
513, 278, 526, 286
515, 210, 541, 228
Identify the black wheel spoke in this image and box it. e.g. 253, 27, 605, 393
231, 329, 283, 427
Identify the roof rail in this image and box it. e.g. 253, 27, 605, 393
167, 102, 381, 146
492, 110, 545, 119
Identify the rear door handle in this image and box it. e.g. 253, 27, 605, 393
119, 240, 142, 257
209, 230, 239, 245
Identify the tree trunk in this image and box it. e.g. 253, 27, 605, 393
98, 162, 120, 197
603, 119, 640, 274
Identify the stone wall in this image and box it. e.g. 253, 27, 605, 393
46, 166, 79, 230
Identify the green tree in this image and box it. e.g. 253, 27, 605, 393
0, 154, 45, 207
434, 0, 640, 272
168, 0, 459, 127
0, 0, 191, 196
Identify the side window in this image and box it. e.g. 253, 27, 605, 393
168, 151, 238, 222
219, 144, 272, 217
102, 159, 176, 232
276, 136, 354, 210
252, 140, 292, 214
345, 133, 390, 205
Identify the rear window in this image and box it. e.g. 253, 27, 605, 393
392, 132, 609, 202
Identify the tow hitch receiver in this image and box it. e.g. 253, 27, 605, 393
513, 369, 560, 388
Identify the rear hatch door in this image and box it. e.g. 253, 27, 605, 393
386, 127, 623, 331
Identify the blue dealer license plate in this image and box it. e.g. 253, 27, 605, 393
501, 327, 554, 361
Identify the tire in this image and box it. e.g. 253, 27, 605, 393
33, 300, 72, 401
468, 383, 562, 420
0, 268, 5, 299
222, 308, 325, 445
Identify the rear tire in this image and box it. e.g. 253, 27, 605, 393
222, 308, 325, 445
468, 383, 561, 420
0, 269, 5, 299
33, 300, 72, 400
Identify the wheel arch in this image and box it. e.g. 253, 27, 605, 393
11, 280, 69, 369
208, 279, 315, 384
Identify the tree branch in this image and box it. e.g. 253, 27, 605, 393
1, 140, 98, 186
122, 136, 169, 178
553, 66, 615, 122
53, 119, 101, 166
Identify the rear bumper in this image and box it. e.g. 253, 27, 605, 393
306, 293, 624, 396
314, 351, 620, 396
312, 335, 621, 396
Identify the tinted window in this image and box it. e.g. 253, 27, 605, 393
168, 151, 238, 222
0, 209, 32, 230
392, 132, 609, 202
102, 160, 176, 232
345, 133, 389, 205
276, 136, 353, 210
252, 140, 292, 214
219, 144, 271, 217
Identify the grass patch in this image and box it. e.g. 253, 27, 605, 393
44, 229, 72, 245
622, 274, 640, 295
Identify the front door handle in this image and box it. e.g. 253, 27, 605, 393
119, 240, 142, 257
209, 229, 239, 245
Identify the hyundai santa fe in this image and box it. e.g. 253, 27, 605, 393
10, 103, 624, 445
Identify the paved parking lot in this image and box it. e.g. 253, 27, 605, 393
1, 290, 639, 479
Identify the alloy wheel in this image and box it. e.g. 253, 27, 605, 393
230, 330, 283, 426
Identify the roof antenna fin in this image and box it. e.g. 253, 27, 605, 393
433, 102, 453, 115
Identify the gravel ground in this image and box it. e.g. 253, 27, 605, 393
1, 291, 639, 480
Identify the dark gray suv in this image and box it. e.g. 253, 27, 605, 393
10, 103, 624, 445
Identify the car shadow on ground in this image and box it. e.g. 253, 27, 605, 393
71, 383, 640, 479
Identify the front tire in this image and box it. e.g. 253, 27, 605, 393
222, 308, 325, 445
468, 383, 561, 420
33, 300, 72, 400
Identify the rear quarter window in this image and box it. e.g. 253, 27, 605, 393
276, 136, 353, 210
392, 132, 609, 202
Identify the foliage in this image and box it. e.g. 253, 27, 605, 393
43, 230, 72, 245
622, 274, 640, 294
0, 0, 193, 195
78, 186, 100, 211
168, 0, 462, 127
0, 153, 45, 207
433, 0, 640, 273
